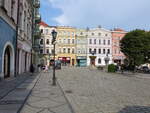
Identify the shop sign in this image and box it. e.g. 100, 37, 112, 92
77, 56, 87, 59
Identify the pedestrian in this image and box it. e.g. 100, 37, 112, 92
121, 64, 124, 74
30, 64, 35, 75
44, 65, 48, 72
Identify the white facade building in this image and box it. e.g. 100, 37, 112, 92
87, 28, 113, 66
17, 0, 33, 74
39, 22, 56, 66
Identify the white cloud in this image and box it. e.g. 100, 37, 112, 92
47, 0, 150, 30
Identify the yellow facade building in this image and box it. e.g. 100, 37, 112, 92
56, 26, 76, 66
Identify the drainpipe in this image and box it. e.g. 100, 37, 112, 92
14, 0, 20, 77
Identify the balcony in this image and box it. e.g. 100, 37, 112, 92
34, 0, 40, 8
32, 37, 41, 51
33, 40, 40, 52
35, 13, 41, 24
34, 27, 41, 38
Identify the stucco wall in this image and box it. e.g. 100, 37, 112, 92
0, 17, 16, 73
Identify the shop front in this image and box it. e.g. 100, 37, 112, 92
76, 56, 87, 67
58, 57, 71, 66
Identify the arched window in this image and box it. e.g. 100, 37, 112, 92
40, 39, 43, 45
46, 39, 49, 44
98, 58, 101, 64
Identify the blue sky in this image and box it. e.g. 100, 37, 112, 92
40, 0, 150, 31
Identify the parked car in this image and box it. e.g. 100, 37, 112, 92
138, 66, 150, 73
55, 60, 61, 69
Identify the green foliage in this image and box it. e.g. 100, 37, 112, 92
120, 29, 150, 68
108, 64, 116, 73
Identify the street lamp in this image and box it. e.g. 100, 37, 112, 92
51, 29, 57, 86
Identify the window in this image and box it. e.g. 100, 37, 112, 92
41, 29, 43, 33
59, 48, 61, 53
51, 49, 54, 54
99, 39, 101, 45
72, 39, 75, 44
89, 39, 92, 44
94, 39, 96, 44
68, 39, 70, 44
45, 29, 49, 34
46, 49, 49, 54
99, 49, 101, 54
108, 40, 110, 45
98, 58, 101, 64
40, 49, 43, 54
105, 34, 108, 36
68, 48, 70, 53
63, 48, 66, 53
103, 40, 106, 45
78, 50, 80, 54
63, 39, 66, 43
80, 32, 83, 35
89, 48, 92, 53
72, 32, 74, 36
94, 49, 96, 54
98, 33, 101, 36
63, 31, 66, 35
72, 48, 75, 54
46, 39, 49, 44
103, 49, 106, 54
107, 49, 110, 54
92, 33, 94, 36
68, 32, 70, 36
40, 39, 43, 45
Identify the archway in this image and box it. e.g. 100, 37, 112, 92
4, 46, 11, 78
89, 56, 96, 66
2, 42, 15, 79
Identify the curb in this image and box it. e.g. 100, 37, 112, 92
57, 79, 76, 113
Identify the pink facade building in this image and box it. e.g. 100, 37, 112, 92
111, 28, 127, 64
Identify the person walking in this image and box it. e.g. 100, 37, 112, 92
30, 64, 35, 75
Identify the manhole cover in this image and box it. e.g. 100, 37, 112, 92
0, 100, 23, 105
65, 90, 73, 94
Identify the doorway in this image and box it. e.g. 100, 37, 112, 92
4, 46, 11, 78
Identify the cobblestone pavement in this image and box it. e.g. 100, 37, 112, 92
20, 72, 74, 113
57, 67, 150, 113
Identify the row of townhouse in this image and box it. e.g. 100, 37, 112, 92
0, 0, 41, 80
39, 21, 127, 67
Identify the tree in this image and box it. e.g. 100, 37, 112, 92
120, 29, 150, 70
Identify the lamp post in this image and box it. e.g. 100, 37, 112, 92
51, 30, 57, 86
104, 52, 110, 71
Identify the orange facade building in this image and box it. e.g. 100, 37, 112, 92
111, 28, 127, 64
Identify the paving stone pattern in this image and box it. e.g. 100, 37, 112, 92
57, 67, 150, 113
0, 73, 40, 113
20, 72, 73, 113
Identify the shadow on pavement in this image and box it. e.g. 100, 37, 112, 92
118, 106, 150, 113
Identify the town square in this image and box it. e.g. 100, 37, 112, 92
0, 0, 150, 113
